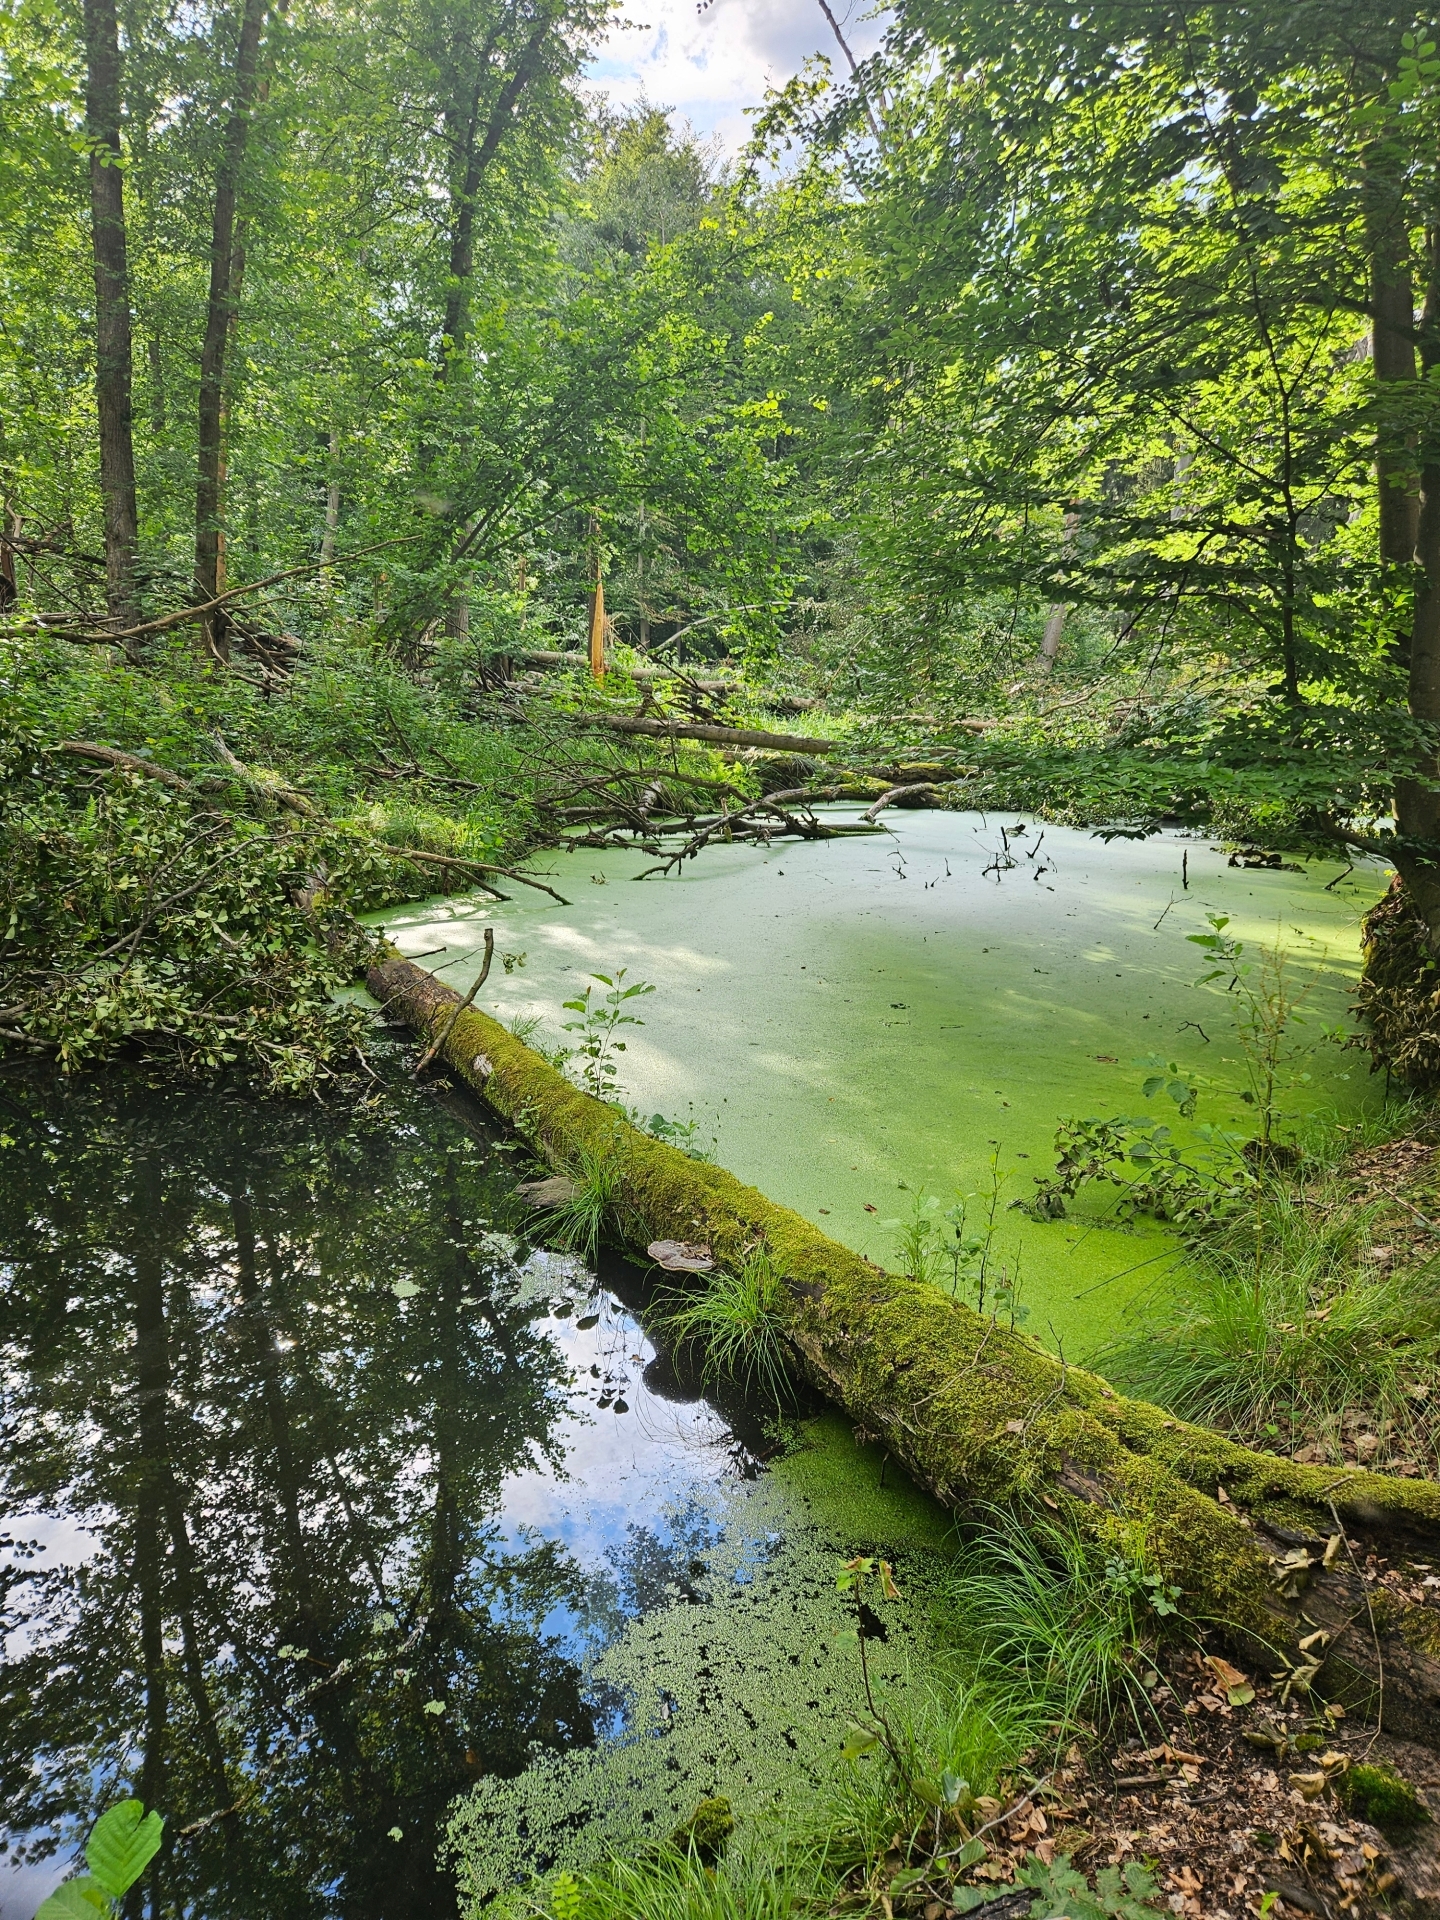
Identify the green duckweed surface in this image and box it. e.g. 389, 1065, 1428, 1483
375, 813, 1384, 1357
445, 1415, 958, 1906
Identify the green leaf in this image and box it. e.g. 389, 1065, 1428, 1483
890, 1868, 928, 1894
391, 1279, 421, 1298
85, 1801, 164, 1900
35, 1879, 111, 1919
951, 1837, 987, 1871
838, 1722, 880, 1760
911, 1775, 945, 1806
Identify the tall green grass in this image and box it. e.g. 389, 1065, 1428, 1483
940, 1511, 1165, 1739
662, 1249, 794, 1406
1102, 1182, 1440, 1468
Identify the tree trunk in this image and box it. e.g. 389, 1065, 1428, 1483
319, 428, 339, 566
1365, 138, 1420, 577
193, 0, 266, 661
368, 949, 1440, 1745
82, 0, 140, 627
1035, 604, 1066, 672
440, 20, 552, 361
1394, 225, 1440, 946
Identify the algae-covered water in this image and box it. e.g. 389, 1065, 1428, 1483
377, 811, 1385, 1356
0, 1064, 951, 1920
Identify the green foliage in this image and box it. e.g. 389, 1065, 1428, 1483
941, 1512, 1175, 1739
511, 1847, 808, 1920
1336, 1762, 1430, 1836
35, 1800, 165, 1918
1101, 1182, 1440, 1469
661, 1248, 793, 1406
542, 1143, 627, 1263
562, 970, 656, 1103
1002, 1851, 1166, 1920
886, 1159, 1026, 1324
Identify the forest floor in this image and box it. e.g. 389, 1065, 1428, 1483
976, 1645, 1440, 1920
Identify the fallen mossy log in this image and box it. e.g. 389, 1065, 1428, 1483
370, 948, 1440, 1742
593, 715, 838, 754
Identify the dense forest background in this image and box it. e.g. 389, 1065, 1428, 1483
5, 0, 1440, 1084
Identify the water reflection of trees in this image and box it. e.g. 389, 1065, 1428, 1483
0, 1072, 594, 1918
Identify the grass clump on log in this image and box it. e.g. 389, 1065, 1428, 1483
370, 947, 1440, 1745
662, 1247, 793, 1407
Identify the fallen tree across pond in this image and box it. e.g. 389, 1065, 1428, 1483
593, 716, 838, 754
370, 948, 1440, 1745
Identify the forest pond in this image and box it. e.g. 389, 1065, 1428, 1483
0, 1062, 951, 1919
380, 811, 1385, 1356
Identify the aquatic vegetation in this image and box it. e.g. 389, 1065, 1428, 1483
1101, 1185, 1440, 1469
1023, 923, 1326, 1226
661, 1247, 794, 1405
562, 969, 656, 1103
444, 1475, 955, 1905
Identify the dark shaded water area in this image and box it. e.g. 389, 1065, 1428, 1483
0, 1061, 793, 1919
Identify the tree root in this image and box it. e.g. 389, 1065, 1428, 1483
368, 948, 1440, 1747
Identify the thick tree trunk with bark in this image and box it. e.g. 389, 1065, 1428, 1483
1393, 228, 1440, 947
82, 0, 140, 627
193, 0, 266, 661
370, 949, 1440, 1745
1365, 139, 1420, 577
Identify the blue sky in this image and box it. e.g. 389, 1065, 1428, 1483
585, 0, 890, 154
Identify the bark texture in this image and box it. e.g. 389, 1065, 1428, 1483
371, 948, 1440, 1744
193, 0, 266, 660
83, 0, 140, 625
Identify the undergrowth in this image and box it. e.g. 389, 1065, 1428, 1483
1103, 1177, 1440, 1471
661, 1248, 794, 1406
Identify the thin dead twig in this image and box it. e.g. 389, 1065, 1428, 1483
415, 930, 493, 1074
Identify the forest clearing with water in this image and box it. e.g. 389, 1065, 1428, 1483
10, 0, 1440, 1915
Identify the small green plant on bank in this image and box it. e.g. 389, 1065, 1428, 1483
561, 970, 655, 1102
1021, 920, 1325, 1225
543, 1143, 627, 1262
36, 1799, 165, 1919
1188, 917, 1318, 1152
662, 1248, 793, 1405
645, 1106, 717, 1162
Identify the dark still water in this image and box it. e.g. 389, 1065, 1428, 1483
0, 1066, 767, 1919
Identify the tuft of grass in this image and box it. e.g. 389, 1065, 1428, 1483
815, 1659, 1042, 1883
506, 1843, 811, 1920
939, 1511, 1169, 1740
543, 1144, 626, 1263
661, 1248, 794, 1407
1101, 1182, 1440, 1469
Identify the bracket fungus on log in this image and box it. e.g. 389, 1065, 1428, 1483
369, 947, 1440, 1744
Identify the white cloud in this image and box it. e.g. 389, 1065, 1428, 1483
586, 0, 890, 154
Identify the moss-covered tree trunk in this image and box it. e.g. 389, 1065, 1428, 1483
371, 950, 1440, 1744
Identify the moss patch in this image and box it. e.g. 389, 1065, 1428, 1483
1337, 1762, 1430, 1836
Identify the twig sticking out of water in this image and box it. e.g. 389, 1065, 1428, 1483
414, 930, 493, 1074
